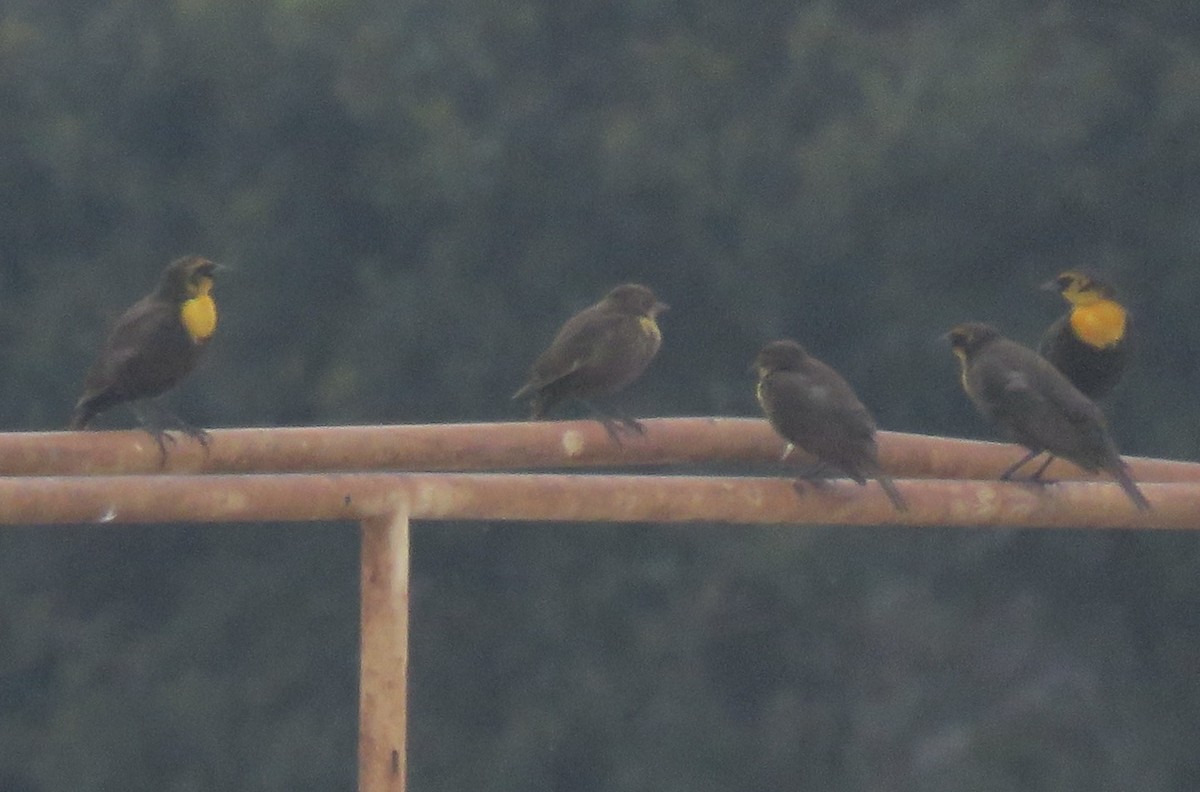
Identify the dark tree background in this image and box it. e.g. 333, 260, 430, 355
2, 0, 1200, 789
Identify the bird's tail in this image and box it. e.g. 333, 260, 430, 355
877, 474, 909, 513
511, 385, 547, 419
1110, 460, 1151, 512
68, 401, 94, 430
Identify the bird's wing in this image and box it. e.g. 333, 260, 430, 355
766, 369, 876, 444
988, 359, 1107, 456
975, 364, 1046, 425
525, 310, 625, 390
81, 298, 174, 390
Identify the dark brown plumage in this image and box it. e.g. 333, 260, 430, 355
1038, 271, 1130, 400
754, 339, 907, 512
512, 283, 668, 441
946, 322, 1149, 511
70, 256, 220, 455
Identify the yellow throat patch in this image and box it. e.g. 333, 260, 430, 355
951, 348, 975, 397
180, 277, 217, 343
1069, 299, 1125, 349
639, 316, 662, 343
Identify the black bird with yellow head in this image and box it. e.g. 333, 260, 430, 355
70, 255, 221, 457
1039, 271, 1130, 400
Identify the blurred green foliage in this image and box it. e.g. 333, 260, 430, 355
2, 0, 1200, 789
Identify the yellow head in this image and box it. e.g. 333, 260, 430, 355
602, 283, 669, 342
945, 322, 1001, 397
1043, 271, 1126, 348
1045, 271, 1117, 308
945, 322, 1001, 363
157, 256, 218, 301
752, 339, 809, 380
157, 256, 220, 343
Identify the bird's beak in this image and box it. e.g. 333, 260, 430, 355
654, 301, 670, 315
1039, 278, 1059, 292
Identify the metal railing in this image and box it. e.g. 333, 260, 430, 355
2, 418, 1198, 791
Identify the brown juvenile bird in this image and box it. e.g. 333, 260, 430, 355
512, 283, 668, 442
946, 322, 1149, 511
70, 256, 221, 457
1039, 270, 1130, 400
753, 339, 907, 512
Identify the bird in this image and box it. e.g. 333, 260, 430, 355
753, 339, 907, 512
70, 255, 221, 459
512, 283, 668, 442
1039, 271, 1130, 400
946, 322, 1149, 510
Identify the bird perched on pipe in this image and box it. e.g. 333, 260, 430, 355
753, 338, 907, 512
946, 321, 1149, 511
70, 255, 222, 460
1039, 270, 1130, 400
513, 283, 668, 443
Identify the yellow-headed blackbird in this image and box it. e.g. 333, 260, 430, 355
1039, 271, 1130, 399
754, 339, 907, 512
70, 256, 220, 456
946, 322, 1149, 510
512, 283, 668, 441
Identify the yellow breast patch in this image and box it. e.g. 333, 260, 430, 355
180, 294, 218, 343
1069, 300, 1126, 349
639, 316, 662, 343
952, 349, 974, 398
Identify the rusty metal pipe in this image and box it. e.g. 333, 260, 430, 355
0, 420, 1196, 482
0, 472, 1196, 529
359, 511, 409, 792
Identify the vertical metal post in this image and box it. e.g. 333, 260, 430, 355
359, 509, 410, 792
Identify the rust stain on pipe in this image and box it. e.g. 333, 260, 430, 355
0, 472, 1196, 529
0, 419, 1196, 482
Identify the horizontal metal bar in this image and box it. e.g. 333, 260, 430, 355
0, 472, 1195, 529
0, 419, 1195, 482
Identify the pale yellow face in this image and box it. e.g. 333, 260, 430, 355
638, 315, 662, 343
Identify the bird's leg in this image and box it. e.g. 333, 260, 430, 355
607, 404, 646, 436
792, 460, 834, 480
1027, 454, 1058, 484
130, 401, 178, 466
167, 413, 211, 450
132, 400, 210, 463
999, 449, 1043, 481
583, 401, 644, 445
790, 460, 837, 496
597, 415, 626, 447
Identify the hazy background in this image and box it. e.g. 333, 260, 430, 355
2, 0, 1200, 789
